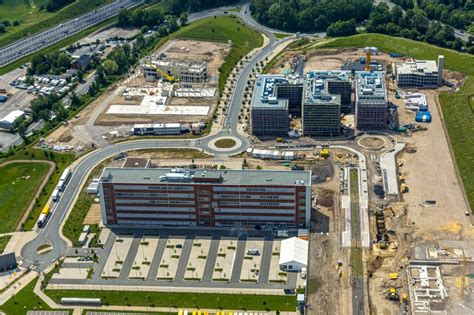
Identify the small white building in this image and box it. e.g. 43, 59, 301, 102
0, 110, 25, 129
279, 237, 308, 272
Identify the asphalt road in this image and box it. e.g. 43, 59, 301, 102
0, 0, 144, 67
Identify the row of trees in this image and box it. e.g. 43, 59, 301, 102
29, 51, 72, 75
249, 0, 372, 32
167, 0, 239, 15
41, 0, 75, 12
367, 3, 474, 54
393, 0, 473, 30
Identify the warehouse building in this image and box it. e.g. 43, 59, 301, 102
0, 110, 25, 130
144, 58, 208, 83
132, 123, 181, 135
306, 71, 352, 113
279, 237, 308, 272
251, 75, 290, 136
355, 71, 388, 130
99, 167, 312, 228
395, 55, 444, 88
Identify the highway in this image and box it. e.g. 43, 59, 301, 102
0, 0, 144, 67
20, 5, 295, 270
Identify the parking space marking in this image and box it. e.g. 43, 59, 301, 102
212, 237, 237, 281
128, 235, 159, 279
156, 235, 185, 280
101, 234, 134, 279
240, 237, 265, 282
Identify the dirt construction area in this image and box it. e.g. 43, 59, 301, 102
157, 39, 230, 78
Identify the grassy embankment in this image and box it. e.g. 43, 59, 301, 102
320, 33, 474, 213
0, 0, 115, 48
0, 277, 52, 315
1, 149, 75, 230
46, 289, 296, 311
0, 162, 50, 233
0, 235, 12, 253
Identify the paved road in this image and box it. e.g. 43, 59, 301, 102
0, 0, 144, 67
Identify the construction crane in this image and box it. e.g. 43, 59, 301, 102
365, 50, 372, 71
145, 62, 177, 83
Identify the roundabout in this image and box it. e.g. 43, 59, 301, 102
208, 136, 242, 152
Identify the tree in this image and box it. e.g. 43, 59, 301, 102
103, 60, 118, 75
0, 24, 5, 34
180, 12, 188, 25
326, 19, 357, 37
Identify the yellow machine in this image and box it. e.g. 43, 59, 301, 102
388, 287, 400, 301
389, 273, 399, 280
400, 183, 409, 193
320, 144, 330, 158
145, 62, 177, 82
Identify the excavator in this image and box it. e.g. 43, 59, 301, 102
145, 62, 177, 82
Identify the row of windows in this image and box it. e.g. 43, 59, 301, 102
115, 192, 194, 198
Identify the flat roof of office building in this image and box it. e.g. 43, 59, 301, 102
396, 60, 438, 76
251, 75, 302, 109
304, 71, 349, 104
100, 167, 311, 186
355, 71, 387, 103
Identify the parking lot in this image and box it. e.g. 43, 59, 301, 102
49, 228, 299, 293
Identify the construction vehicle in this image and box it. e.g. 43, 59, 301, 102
400, 183, 409, 193
398, 175, 405, 184
320, 144, 330, 158
401, 293, 408, 304
387, 288, 400, 301
145, 62, 177, 82
389, 273, 399, 280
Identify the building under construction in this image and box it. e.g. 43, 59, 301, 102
144, 56, 208, 83
355, 71, 388, 130
302, 72, 342, 136
251, 75, 290, 136
305, 70, 352, 113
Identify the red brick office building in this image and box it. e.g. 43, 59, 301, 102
99, 168, 312, 228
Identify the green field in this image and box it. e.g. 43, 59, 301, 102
320, 33, 474, 212
170, 15, 263, 94
46, 289, 296, 310
0, 162, 50, 233
0, 0, 114, 48
0, 235, 12, 253
0, 277, 52, 315
2, 149, 75, 230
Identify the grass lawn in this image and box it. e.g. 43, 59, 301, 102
46, 290, 296, 311
320, 33, 474, 212
0, 0, 115, 48
274, 32, 291, 39
170, 15, 263, 94
0, 277, 51, 315
0, 235, 12, 253
0, 162, 50, 233
214, 138, 236, 148
2, 149, 75, 230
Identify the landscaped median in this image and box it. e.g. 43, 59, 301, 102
45, 289, 296, 311
319, 33, 474, 213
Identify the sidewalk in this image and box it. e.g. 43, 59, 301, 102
0, 270, 36, 305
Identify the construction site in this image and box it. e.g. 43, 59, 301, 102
44, 39, 230, 150
260, 44, 474, 314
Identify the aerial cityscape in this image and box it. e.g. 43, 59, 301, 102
0, 0, 473, 315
